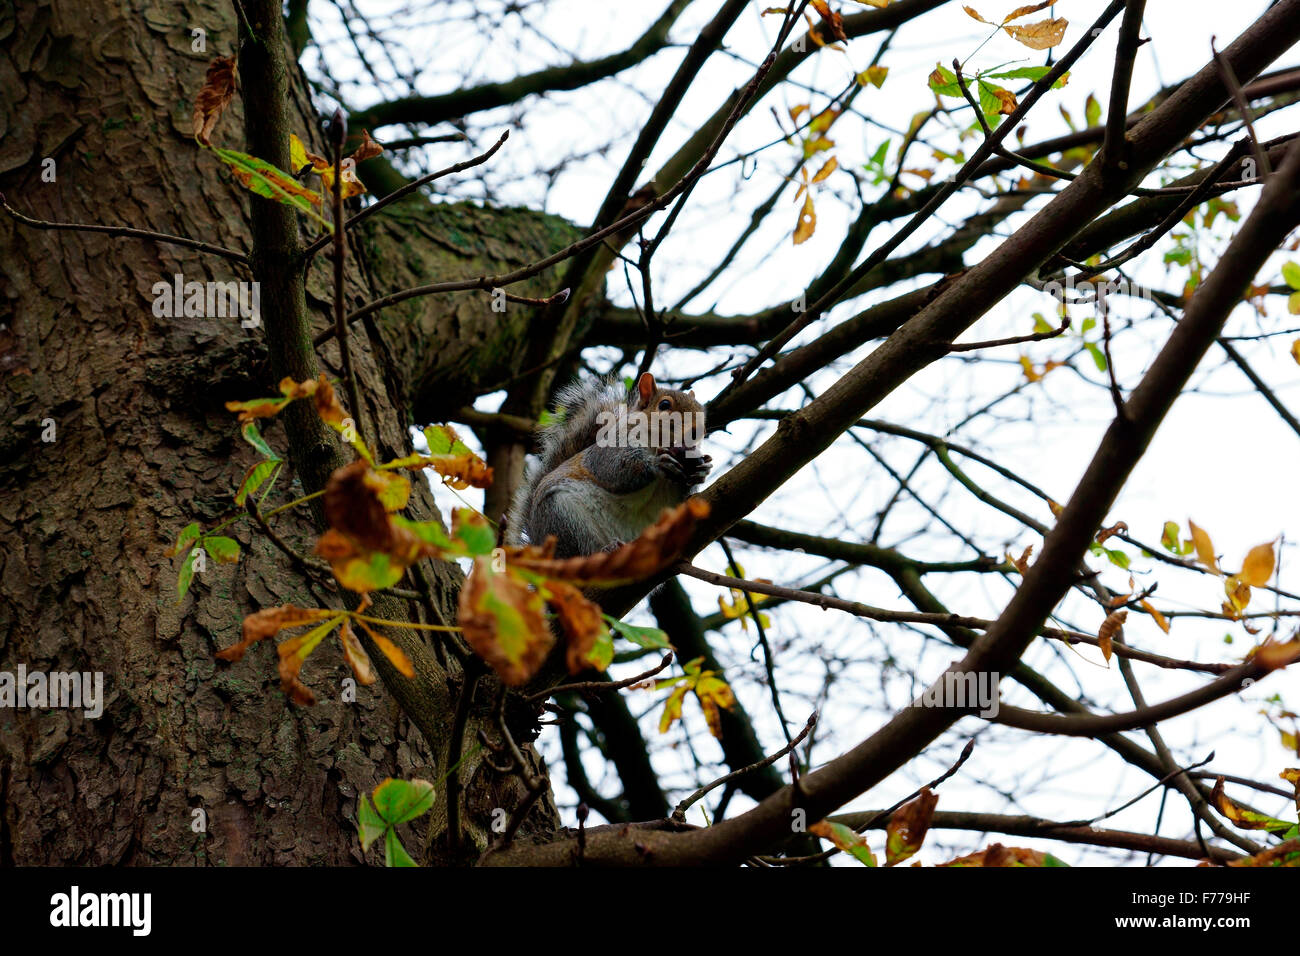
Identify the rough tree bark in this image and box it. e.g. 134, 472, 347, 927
0, 0, 576, 864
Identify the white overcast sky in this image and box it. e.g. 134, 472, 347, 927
307, 1, 1300, 864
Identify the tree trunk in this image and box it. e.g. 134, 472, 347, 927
0, 0, 571, 864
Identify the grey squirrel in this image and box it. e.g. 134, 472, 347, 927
508, 372, 711, 558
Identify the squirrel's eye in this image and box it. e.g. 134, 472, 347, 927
657, 398, 672, 411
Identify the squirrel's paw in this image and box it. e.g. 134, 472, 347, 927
658, 450, 711, 486
683, 453, 712, 485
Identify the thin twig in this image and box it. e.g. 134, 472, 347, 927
1212, 37, 1271, 180
528, 652, 674, 703
302, 130, 509, 265
673, 712, 818, 822
942, 317, 1070, 352
1, 191, 248, 264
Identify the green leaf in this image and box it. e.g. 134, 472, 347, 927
392, 515, 453, 550
210, 147, 323, 217
1043, 853, 1070, 867
169, 522, 202, 558
1160, 521, 1181, 553
977, 80, 1001, 120
240, 422, 279, 461
584, 628, 615, 672
423, 424, 473, 458
1032, 312, 1052, 334
176, 548, 198, 601
358, 795, 387, 851
1084, 92, 1101, 128
1080, 316, 1096, 335
607, 617, 672, 650
1289, 291, 1300, 316
987, 66, 1069, 89
385, 828, 418, 867
451, 509, 496, 556
205, 535, 241, 564
928, 63, 961, 98
371, 778, 436, 825
332, 550, 404, 592
1084, 341, 1107, 372
1104, 548, 1130, 570
236, 459, 280, 506
1281, 261, 1300, 291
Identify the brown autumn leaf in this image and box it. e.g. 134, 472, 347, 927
939, 843, 1057, 866
458, 556, 553, 686
351, 129, 383, 163
315, 460, 429, 592
1003, 16, 1067, 49
1002, 0, 1055, 22
992, 87, 1018, 115
338, 620, 376, 686
545, 580, 607, 675
1254, 635, 1300, 672
215, 605, 336, 662
1097, 609, 1127, 663
313, 375, 348, 431
1008, 544, 1033, 574
510, 497, 710, 585
1095, 521, 1128, 545
192, 55, 237, 146
793, 192, 817, 245
1212, 839, 1300, 867
885, 788, 938, 866
324, 460, 412, 555
809, 0, 847, 43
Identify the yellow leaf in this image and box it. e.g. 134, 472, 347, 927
963, 4, 994, 25
1223, 574, 1251, 614
794, 193, 817, 244
1241, 540, 1276, 587
858, 65, 889, 88
1003, 16, 1067, 49
1292, 338, 1300, 363
1187, 519, 1221, 575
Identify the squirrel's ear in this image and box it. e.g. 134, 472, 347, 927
636, 372, 656, 406
687, 389, 696, 399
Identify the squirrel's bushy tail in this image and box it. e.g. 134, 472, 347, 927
504, 376, 626, 545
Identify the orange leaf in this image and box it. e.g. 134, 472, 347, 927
215, 605, 336, 662
1239, 540, 1276, 587
510, 498, 709, 586
1187, 519, 1221, 575
1097, 610, 1127, 663
1139, 599, 1169, 634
